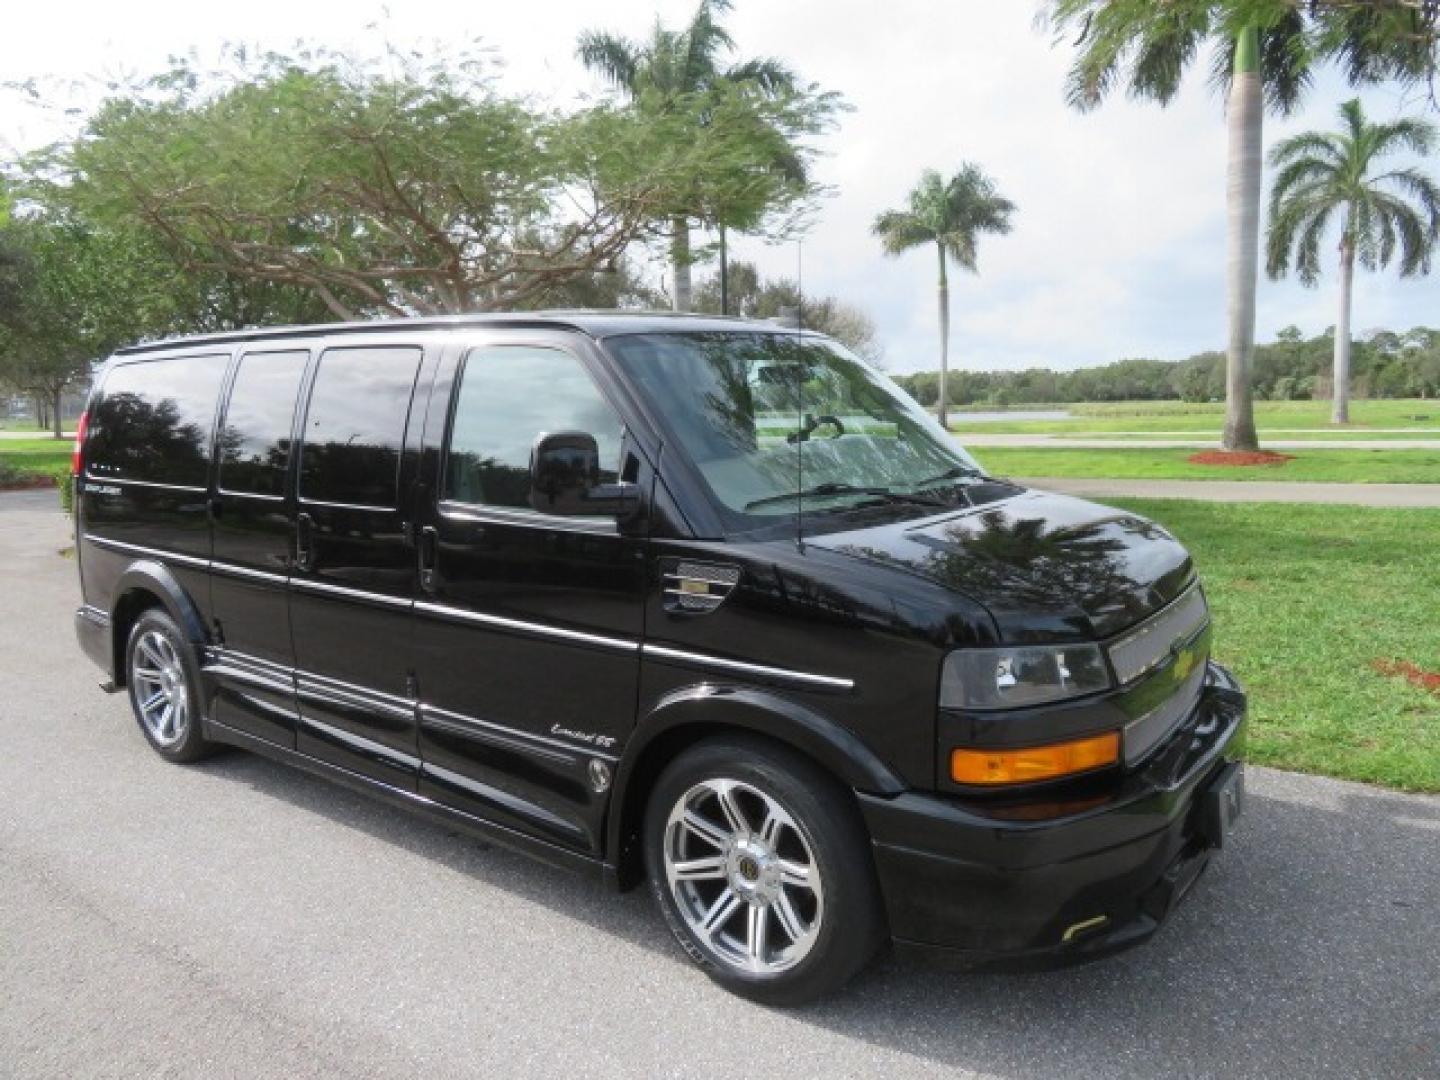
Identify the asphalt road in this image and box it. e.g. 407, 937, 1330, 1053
2, 488, 1437, 1079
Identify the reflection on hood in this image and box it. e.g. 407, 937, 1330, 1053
808, 489, 1194, 642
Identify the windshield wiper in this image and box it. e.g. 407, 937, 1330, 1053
913, 464, 989, 489
744, 483, 951, 512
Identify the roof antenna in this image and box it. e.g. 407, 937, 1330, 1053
794, 238, 804, 551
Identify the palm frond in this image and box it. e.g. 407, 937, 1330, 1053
682, 1, 735, 88
723, 57, 799, 96
1293, 203, 1335, 287
1268, 131, 1344, 170
1367, 116, 1439, 161
871, 209, 933, 255
1268, 158, 1339, 209
576, 32, 641, 94
1371, 191, 1436, 277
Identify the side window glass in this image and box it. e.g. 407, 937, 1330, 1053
87, 354, 230, 487
299, 345, 422, 508
444, 345, 622, 510
217, 350, 308, 497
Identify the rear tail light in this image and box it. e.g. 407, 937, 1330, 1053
71, 410, 89, 475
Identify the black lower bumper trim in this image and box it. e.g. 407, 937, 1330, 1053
862, 662, 1247, 963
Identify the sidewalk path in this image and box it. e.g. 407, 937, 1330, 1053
961, 433, 1440, 449
1016, 476, 1440, 507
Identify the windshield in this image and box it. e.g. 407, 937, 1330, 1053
606, 331, 985, 526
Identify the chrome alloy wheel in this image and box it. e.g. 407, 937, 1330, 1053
130, 630, 190, 748
662, 778, 825, 975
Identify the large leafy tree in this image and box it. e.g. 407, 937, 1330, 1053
872, 166, 1016, 429
31, 43, 737, 320
1041, 0, 1439, 452
0, 215, 175, 436
578, 0, 836, 311
1266, 98, 1439, 422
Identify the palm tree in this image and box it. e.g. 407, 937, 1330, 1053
577, 0, 798, 311
1041, 5, 1318, 452
1043, 2, 1440, 449
873, 166, 1016, 430
1266, 99, 1439, 423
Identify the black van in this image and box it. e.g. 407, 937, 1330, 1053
72, 313, 1245, 1004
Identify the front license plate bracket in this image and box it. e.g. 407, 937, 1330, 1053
1200, 762, 1244, 849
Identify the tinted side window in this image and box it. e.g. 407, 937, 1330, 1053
299, 345, 422, 508
445, 346, 622, 510
218, 350, 309, 497
88, 354, 230, 487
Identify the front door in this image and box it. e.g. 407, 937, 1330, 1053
288, 341, 428, 788
411, 339, 647, 854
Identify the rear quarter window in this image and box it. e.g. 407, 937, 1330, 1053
87, 353, 231, 488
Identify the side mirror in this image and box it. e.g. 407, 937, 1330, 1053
528, 431, 640, 519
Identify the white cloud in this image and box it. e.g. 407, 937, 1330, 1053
3, 0, 1436, 369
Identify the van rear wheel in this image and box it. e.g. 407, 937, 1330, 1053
125, 609, 212, 763
643, 736, 884, 1005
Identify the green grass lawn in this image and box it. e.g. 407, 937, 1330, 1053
948, 398, 1440, 434
975, 447, 1440, 484
1107, 499, 1440, 792
0, 437, 69, 485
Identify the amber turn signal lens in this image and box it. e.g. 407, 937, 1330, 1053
950, 731, 1120, 786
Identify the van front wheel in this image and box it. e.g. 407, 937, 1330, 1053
643, 736, 884, 1005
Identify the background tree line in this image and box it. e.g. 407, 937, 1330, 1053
0, 8, 841, 431
892, 324, 1440, 409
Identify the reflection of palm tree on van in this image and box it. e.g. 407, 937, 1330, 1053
836, 513, 1153, 625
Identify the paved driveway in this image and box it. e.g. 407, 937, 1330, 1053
2, 491, 1437, 1079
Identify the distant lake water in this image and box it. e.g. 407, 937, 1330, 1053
950, 409, 1072, 423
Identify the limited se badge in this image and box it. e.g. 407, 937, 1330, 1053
551, 723, 616, 749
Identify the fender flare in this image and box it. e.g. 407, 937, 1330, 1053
605, 684, 907, 880
109, 559, 209, 681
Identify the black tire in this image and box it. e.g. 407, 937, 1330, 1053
643, 734, 885, 1006
124, 609, 213, 763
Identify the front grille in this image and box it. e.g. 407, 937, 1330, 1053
1107, 583, 1209, 686
1123, 656, 1207, 764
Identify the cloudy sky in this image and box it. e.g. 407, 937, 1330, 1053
3, 1, 1437, 373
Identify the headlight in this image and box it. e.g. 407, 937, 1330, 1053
940, 644, 1111, 710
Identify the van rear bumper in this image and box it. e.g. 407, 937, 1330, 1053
858, 662, 1247, 966
74, 604, 113, 676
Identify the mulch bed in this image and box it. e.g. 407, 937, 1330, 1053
0, 475, 58, 492
1372, 659, 1440, 696
1186, 450, 1296, 467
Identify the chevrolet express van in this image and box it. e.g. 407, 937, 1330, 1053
72, 313, 1245, 1004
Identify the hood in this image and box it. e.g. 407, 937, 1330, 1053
805, 489, 1194, 643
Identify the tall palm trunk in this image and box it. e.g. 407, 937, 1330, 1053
1333, 228, 1355, 424
1223, 27, 1262, 452
671, 216, 693, 312
937, 243, 950, 431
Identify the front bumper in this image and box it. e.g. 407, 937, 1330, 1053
859, 661, 1247, 966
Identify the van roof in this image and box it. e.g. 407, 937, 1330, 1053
113, 310, 822, 356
